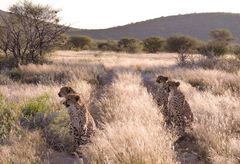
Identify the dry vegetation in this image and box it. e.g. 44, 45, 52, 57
0, 51, 239, 164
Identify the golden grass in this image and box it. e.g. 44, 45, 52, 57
0, 51, 239, 163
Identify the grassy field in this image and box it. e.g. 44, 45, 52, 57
0, 51, 239, 164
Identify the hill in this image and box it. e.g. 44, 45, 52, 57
68, 13, 240, 41
1, 10, 240, 41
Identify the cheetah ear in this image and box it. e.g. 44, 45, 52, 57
156, 75, 168, 83
65, 86, 70, 93
175, 82, 180, 87
163, 76, 168, 82
75, 95, 80, 101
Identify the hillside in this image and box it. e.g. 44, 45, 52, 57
1, 10, 240, 41
68, 13, 240, 41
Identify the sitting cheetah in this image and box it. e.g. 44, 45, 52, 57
58, 86, 76, 98
155, 75, 171, 126
165, 81, 194, 136
62, 93, 96, 150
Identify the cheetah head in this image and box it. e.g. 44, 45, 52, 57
156, 75, 168, 84
62, 93, 80, 108
165, 81, 180, 92
58, 86, 76, 98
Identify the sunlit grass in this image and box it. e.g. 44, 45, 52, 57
0, 51, 239, 163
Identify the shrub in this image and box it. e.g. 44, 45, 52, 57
195, 58, 240, 73
118, 38, 142, 53
97, 41, 118, 51
198, 41, 227, 58
209, 28, 234, 43
188, 79, 209, 91
0, 73, 13, 85
9, 68, 71, 85
143, 37, 165, 53
68, 36, 92, 50
166, 35, 197, 66
231, 44, 240, 60
20, 94, 50, 129
0, 94, 18, 143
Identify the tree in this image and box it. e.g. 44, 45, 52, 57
68, 36, 92, 49
198, 41, 227, 58
118, 38, 142, 53
0, 1, 68, 66
143, 37, 165, 53
209, 28, 234, 43
231, 44, 240, 60
97, 40, 118, 51
198, 29, 234, 58
166, 35, 196, 66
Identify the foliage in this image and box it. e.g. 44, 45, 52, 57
68, 35, 92, 49
97, 40, 118, 51
198, 29, 234, 58
118, 38, 142, 53
166, 35, 196, 53
20, 94, 50, 129
231, 44, 240, 60
209, 28, 234, 43
0, 1, 67, 66
0, 94, 18, 143
143, 37, 165, 53
166, 35, 197, 66
198, 41, 227, 57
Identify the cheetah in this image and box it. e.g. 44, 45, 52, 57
165, 81, 194, 136
62, 93, 96, 150
58, 86, 76, 98
155, 75, 171, 125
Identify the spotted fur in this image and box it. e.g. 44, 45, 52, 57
166, 81, 194, 136
62, 94, 96, 148
156, 75, 171, 125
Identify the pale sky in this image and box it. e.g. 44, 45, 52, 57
0, 0, 240, 29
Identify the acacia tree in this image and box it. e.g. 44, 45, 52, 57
68, 36, 92, 49
209, 28, 234, 43
198, 29, 234, 58
166, 35, 196, 66
118, 38, 142, 53
0, 1, 68, 66
143, 37, 165, 53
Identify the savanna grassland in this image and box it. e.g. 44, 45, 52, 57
0, 51, 240, 164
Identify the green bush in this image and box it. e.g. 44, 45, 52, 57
118, 38, 142, 53
198, 41, 227, 58
68, 35, 92, 50
0, 94, 18, 143
97, 41, 118, 52
20, 94, 50, 129
143, 37, 165, 53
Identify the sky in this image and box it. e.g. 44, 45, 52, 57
0, 0, 240, 29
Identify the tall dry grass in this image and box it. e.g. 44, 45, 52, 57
84, 73, 177, 163
0, 51, 239, 163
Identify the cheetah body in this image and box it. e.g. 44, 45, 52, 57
166, 81, 193, 136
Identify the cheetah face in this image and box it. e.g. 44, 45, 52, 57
156, 75, 168, 84
58, 86, 76, 98
62, 94, 80, 108
166, 81, 180, 92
